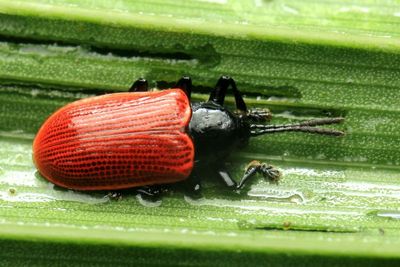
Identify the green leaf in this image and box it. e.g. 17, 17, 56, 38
1, 0, 400, 266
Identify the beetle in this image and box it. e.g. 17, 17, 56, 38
33, 76, 344, 198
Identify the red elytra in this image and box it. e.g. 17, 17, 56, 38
33, 89, 194, 190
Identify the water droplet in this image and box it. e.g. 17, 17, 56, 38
237, 220, 255, 230
13, 154, 25, 164
136, 194, 162, 207
184, 195, 205, 205
374, 210, 400, 220
30, 89, 40, 97
247, 187, 305, 204
289, 194, 304, 204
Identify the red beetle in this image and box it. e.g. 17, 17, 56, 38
33, 76, 344, 197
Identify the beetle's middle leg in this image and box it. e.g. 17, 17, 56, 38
237, 160, 281, 189
107, 191, 123, 200
175, 76, 192, 99
183, 167, 203, 199
209, 76, 247, 113
136, 185, 167, 201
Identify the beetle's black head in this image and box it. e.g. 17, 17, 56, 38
188, 102, 251, 163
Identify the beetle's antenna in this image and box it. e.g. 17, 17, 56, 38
250, 117, 345, 137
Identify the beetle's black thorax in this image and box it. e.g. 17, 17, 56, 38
188, 102, 250, 164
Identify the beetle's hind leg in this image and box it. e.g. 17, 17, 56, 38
176, 76, 192, 99
237, 160, 281, 189
129, 78, 149, 92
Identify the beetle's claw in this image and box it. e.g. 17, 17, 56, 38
239, 161, 282, 188
261, 164, 282, 183
136, 185, 167, 202
107, 191, 123, 201
246, 108, 272, 122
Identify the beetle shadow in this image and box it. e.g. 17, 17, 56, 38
33, 169, 258, 205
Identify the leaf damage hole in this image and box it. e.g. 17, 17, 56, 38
157, 80, 346, 121
156, 82, 302, 100
0, 35, 219, 64
271, 106, 347, 121
244, 85, 302, 100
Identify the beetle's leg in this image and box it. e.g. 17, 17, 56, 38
176, 76, 192, 99
237, 160, 281, 189
244, 108, 272, 122
136, 185, 166, 201
129, 78, 149, 92
209, 76, 247, 112
184, 169, 202, 199
217, 168, 237, 188
106, 191, 123, 201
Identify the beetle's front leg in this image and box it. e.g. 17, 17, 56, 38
217, 168, 237, 189
209, 76, 247, 112
237, 160, 281, 189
